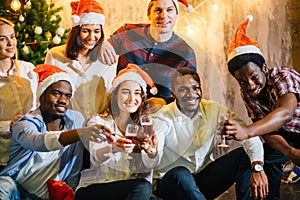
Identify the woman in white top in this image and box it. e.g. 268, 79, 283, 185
0, 17, 37, 170
75, 64, 158, 200
44, 0, 116, 119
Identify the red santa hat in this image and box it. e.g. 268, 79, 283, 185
112, 64, 158, 95
226, 15, 264, 63
34, 64, 74, 99
147, 0, 193, 13
71, 0, 105, 27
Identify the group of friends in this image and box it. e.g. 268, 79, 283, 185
0, 0, 299, 199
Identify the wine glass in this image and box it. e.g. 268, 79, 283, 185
104, 121, 116, 158
217, 113, 230, 148
124, 123, 139, 159
140, 114, 154, 137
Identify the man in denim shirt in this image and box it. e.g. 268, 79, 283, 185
0, 64, 108, 199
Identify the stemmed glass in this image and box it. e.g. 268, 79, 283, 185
217, 113, 230, 148
104, 121, 116, 158
140, 114, 154, 137
124, 123, 139, 159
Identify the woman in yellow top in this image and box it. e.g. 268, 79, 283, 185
0, 17, 37, 170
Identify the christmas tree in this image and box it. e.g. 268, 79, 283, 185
0, 0, 70, 65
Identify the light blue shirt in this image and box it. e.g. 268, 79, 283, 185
0, 108, 85, 198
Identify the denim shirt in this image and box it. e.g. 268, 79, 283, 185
0, 109, 85, 180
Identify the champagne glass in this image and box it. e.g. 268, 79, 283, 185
124, 123, 139, 159
217, 113, 230, 148
140, 114, 154, 137
104, 121, 116, 158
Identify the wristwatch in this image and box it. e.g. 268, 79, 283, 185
253, 164, 264, 172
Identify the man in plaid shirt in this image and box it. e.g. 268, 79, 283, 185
226, 16, 300, 200
100, 0, 197, 104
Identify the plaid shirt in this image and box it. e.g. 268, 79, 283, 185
241, 66, 300, 133
108, 23, 197, 103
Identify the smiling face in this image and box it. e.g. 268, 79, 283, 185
117, 80, 143, 116
234, 62, 267, 98
40, 81, 72, 120
79, 24, 102, 51
0, 23, 16, 60
172, 74, 202, 118
148, 0, 178, 36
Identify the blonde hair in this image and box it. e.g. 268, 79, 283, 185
0, 17, 20, 78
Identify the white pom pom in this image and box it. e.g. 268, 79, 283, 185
53, 35, 61, 45
34, 26, 42, 35
150, 87, 158, 95
72, 15, 80, 24
187, 5, 193, 13
247, 15, 253, 22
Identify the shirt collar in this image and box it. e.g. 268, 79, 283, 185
172, 100, 202, 122
0, 62, 17, 77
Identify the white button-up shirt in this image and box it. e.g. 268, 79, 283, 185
153, 99, 264, 177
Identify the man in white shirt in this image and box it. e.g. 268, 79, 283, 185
153, 68, 268, 200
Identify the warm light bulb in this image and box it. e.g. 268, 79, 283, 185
186, 25, 194, 35
212, 3, 218, 11
45, 0, 51, 6
10, 0, 21, 11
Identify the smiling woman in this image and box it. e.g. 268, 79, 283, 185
0, 17, 37, 171
75, 63, 159, 200
44, 0, 116, 119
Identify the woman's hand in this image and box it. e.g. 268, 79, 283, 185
112, 137, 135, 154
137, 129, 158, 158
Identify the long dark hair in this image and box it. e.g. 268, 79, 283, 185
106, 83, 148, 125
65, 25, 104, 62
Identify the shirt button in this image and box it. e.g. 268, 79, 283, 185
150, 53, 153, 57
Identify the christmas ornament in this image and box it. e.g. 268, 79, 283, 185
34, 26, 42, 35
45, 31, 52, 41
56, 27, 65, 36
53, 35, 61, 45
24, 0, 32, 9
22, 45, 30, 54
50, 15, 57, 21
19, 15, 24, 22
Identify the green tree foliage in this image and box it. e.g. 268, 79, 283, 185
0, 0, 70, 65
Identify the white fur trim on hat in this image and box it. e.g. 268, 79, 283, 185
37, 72, 74, 99
112, 72, 147, 93
72, 12, 105, 27
227, 45, 264, 62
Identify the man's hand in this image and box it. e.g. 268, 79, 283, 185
77, 124, 112, 143
99, 40, 117, 65
226, 119, 251, 140
250, 170, 268, 199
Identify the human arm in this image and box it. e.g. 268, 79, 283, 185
262, 133, 300, 166
249, 161, 269, 199
226, 93, 297, 140
99, 40, 117, 66
12, 114, 106, 151
242, 137, 268, 199
87, 116, 135, 162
